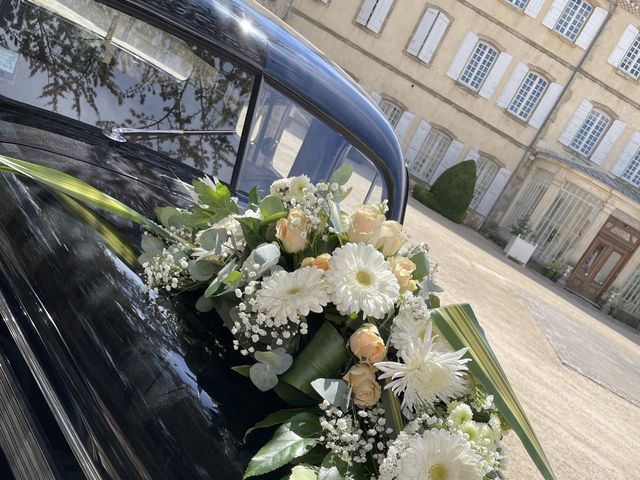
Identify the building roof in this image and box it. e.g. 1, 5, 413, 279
537, 149, 640, 204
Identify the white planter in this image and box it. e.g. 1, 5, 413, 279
504, 235, 537, 266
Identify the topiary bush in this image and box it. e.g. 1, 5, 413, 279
412, 160, 477, 224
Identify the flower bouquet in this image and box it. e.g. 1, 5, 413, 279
0, 155, 556, 480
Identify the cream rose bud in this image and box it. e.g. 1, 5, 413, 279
349, 323, 386, 364
377, 220, 406, 257
343, 363, 382, 408
348, 205, 385, 245
276, 209, 308, 253
301, 253, 331, 271
389, 256, 417, 293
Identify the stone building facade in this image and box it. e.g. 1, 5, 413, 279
254, 0, 640, 327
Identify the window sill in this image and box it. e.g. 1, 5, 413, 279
546, 28, 580, 47
502, 109, 533, 127
562, 145, 595, 163
454, 81, 481, 97
613, 67, 640, 83
403, 50, 433, 67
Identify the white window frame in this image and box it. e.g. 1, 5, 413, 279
458, 41, 499, 92
619, 34, 640, 79
569, 109, 611, 157
507, 0, 529, 10
470, 156, 500, 209
553, 0, 593, 41
622, 150, 640, 186
410, 129, 453, 182
379, 99, 404, 128
507, 71, 549, 121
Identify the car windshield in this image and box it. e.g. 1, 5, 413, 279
0, 0, 254, 183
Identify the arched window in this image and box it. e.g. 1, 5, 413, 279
553, 0, 593, 41
470, 156, 500, 210
569, 108, 611, 157
459, 41, 499, 92
410, 129, 452, 182
618, 33, 640, 78
508, 71, 549, 121
622, 150, 640, 187
379, 98, 404, 128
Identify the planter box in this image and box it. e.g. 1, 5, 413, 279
504, 235, 537, 266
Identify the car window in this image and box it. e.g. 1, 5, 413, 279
237, 81, 388, 206
0, 0, 255, 183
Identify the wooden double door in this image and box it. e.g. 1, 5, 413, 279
567, 216, 640, 302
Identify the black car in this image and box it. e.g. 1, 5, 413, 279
0, 0, 407, 478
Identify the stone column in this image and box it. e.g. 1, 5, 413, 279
527, 177, 567, 231
610, 243, 640, 291
565, 202, 616, 265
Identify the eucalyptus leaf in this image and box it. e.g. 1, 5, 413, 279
223, 270, 242, 286
410, 251, 430, 281
259, 195, 285, 218
419, 278, 444, 294
188, 260, 216, 281
250, 363, 279, 392
255, 348, 293, 375
244, 408, 309, 441
204, 261, 237, 297
243, 413, 321, 479
242, 243, 280, 279
287, 465, 317, 480
310, 378, 350, 412
141, 235, 165, 254
199, 228, 228, 252
155, 206, 182, 228
329, 163, 353, 186
430, 304, 556, 480
195, 296, 215, 313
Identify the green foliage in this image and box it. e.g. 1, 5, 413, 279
412, 160, 477, 224
510, 217, 534, 240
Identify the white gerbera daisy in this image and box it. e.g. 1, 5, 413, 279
255, 267, 330, 325
376, 322, 469, 411
393, 429, 483, 480
325, 243, 400, 319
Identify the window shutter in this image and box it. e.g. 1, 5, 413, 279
447, 31, 479, 80
575, 7, 608, 49
476, 168, 512, 216
356, 0, 377, 25
418, 13, 450, 63
464, 148, 480, 162
431, 140, 464, 182
611, 131, 640, 176
542, 0, 570, 29
367, 0, 393, 33
559, 99, 593, 146
608, 24, 639, 67
405, 120, 432, 165
394, 111, 415, 144
479, 52, 513, 100
528, 82, 563, 129
369, 90, 382, 105
496, 62, 530, 109
591, 119, 626, 165
524, 0, 546, 18
407, 8, 437, 56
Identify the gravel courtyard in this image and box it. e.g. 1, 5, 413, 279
402, 198, 640, 480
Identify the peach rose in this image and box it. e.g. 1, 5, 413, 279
389, 256, 417, 293
348, 205, 385, 245
348, 323, 386, 364
301, 253, 331, 271
343, 363, 381, 408
275, 209, 308, 253
377, 220, 406, 257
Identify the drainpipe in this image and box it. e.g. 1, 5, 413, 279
484, 2, 617, 223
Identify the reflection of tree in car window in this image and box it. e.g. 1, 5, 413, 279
0, 0, 254, 183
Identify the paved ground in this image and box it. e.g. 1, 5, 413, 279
402, 198, 640, 480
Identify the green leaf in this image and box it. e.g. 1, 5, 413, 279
244, 408, 309, 441
248, 186, 261, 210
318, 453, 347, 480
430, 304, 556, 480
188, 260, 216, 281
195, 296, 215, 313
199, 228, 228, 252
250, 363, 279, 392
204, 261, 237, 297
256, 348, 294, 375
223, 270, 242, 286
141, 235, 165, 254
155, 206, 182, 228
259, 195, 286, 218
410, 251, 430, 281
238, 217, 264, 250
244, 413, 321, 479
0, 154, 172, 240
193, 178, 238, 221
279, 322, 349, 400
242, 243, 281, 279
287, 465, 317, 480
380, 381, 404, 437
231, 365, 251, 377
329, 164, 353, 186
310, 378, 350, 412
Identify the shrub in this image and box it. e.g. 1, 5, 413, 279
412, 160, 476, 224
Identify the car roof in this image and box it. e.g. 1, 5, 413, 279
112, 0, 407, 219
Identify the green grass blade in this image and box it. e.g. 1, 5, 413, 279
430, 304, 556, 480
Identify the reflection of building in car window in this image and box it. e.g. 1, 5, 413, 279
237, 82, 387, 202
0, 0, 254, 182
